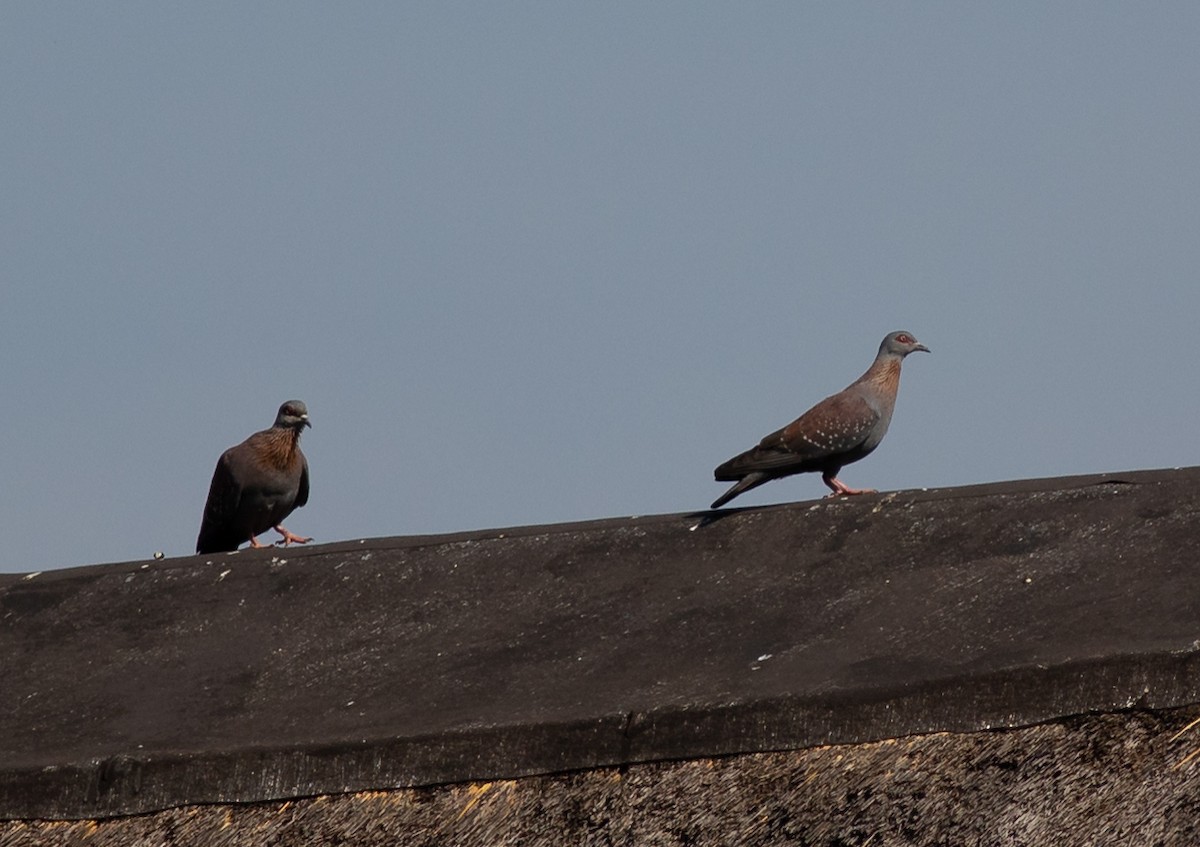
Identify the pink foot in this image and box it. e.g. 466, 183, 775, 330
822, 474, 877, 497
248, 535, 267, 548
274, 525, 312, 546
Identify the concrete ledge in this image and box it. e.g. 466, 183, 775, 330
2, 467, 1199, 819
6, 707, 1200, 845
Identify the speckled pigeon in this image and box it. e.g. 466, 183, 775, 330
711, 331, 929, 509
196, 400, 312, 554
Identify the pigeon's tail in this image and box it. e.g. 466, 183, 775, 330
710, 471, 771, 510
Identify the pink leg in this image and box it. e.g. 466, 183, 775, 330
274, 525, 312, 546
248, 535, 267, 549
822, 472, 877, 497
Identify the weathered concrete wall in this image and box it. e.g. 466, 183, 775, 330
2, 468, 1200, 821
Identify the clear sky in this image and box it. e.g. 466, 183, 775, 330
3, 4, 1198, 573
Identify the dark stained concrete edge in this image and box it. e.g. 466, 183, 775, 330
8, 707, 1198, 846
4, 651, 1199, 821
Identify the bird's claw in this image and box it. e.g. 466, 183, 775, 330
822, 475, 877, 497
274, 526, 312, 546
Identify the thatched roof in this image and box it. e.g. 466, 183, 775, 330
2, 467, 1200, 840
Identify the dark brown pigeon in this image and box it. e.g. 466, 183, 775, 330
711, 331, 929, 509
196, 400, 312, 554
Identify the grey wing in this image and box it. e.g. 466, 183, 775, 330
196, 453, 244, 553
294, 454, 309, 509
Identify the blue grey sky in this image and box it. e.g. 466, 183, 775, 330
3, 4, 1198, 572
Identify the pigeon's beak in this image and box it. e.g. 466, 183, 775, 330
302, 415, 312, 429
914, 343, 930, 353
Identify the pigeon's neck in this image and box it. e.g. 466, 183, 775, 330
857, 355, 903, 397
261, 426, 303, 468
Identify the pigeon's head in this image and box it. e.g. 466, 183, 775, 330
880, 331, 930, 358
274, 400, 312, 430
